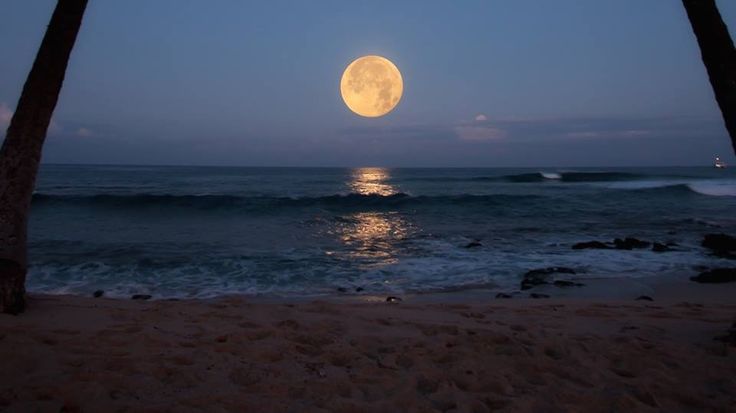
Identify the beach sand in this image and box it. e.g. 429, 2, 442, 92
1, 276, 735, 412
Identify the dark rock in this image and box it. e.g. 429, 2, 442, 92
495, 293, 512, 299
702, 233, 736, 258
635, 295, 654, 301
131, 294, 152, 300
521, 274, 549, 290
336, 287, 347, 293
525, 267, 576, 277
614, 237, 650, 250
355, 287, 364, 292
92, 290, 104, 298
690, 268, 736, 283
464, 240, 482, 249
553, 280, 585, 288
521, 267, 576, 290
572, 241, 610, 250
652, 242, 670, 252
386, 296, 403, 303
702, 233, 736, 250
529, 293, 550, 299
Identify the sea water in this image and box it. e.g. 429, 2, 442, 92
27, 165, 736, 298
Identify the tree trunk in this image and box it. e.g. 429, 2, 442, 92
0, 0, 87, 314
682, 0, 736, 155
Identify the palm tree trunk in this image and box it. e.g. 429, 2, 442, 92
682, 0, 736, 155
0, 0, 87, 314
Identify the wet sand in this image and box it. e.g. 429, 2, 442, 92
1, 276, 735, 412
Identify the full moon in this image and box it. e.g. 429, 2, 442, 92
340, 55, 403, 117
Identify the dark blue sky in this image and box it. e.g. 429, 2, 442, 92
2, 0, 736, 167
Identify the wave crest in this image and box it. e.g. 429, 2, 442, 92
32, 192, 544, 211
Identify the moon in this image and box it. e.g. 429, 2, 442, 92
340, 55, 403, 117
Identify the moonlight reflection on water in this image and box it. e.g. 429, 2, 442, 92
338, 168, 414, 265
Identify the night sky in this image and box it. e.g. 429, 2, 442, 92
2, 0, 736, 167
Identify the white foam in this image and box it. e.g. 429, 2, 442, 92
688, 181, 736, 196
540, 172, 561, 180
604, 180, 677, 190
603, 179, 736, 196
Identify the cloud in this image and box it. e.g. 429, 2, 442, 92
339, 123, 454, 141
334, 114, 718, 153
454, 125, 506, 141
0, 103, 13, 129
619, 129, 651, 137
48, 120, 63, 135
455, 114, 506, 141
0, 102, 67, 136
565, 131, 601, 139
75, 127, 93, 137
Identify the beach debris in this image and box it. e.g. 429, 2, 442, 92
635, 295, 654, 301
529, 293, 550, 299
386, 296, 403, 303
614, 237, 650, 250
572, 240, 610, 250
690, 268, 736, 283
131, 294, 152, 300
521, 267, 577, 290
702, 233, 736, 258
92, 290, 104, 298
463, 240, 482, 248
495, 293, 512, 299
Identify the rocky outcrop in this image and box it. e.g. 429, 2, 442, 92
652, 243, 671, 252
572, 241, 610, 250
690, 268, 736, 283
553, 280, 585, 288
464, 240, 482, 249
613, 238, 650, 250
574, 237, 675, 252
131, 294, 152, 300
702, 233, 736, 258
521, 267, 581, 290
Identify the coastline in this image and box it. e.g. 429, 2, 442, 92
1, 274, 735, 412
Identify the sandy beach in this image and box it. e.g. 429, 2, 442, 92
1, 276, 734, 412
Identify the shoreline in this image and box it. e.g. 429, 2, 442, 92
25, 271, 736, 305
2, 274, 735, 412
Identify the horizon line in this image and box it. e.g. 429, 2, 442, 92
39, 162, 723, 169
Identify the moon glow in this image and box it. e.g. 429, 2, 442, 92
340, 55, 403, 117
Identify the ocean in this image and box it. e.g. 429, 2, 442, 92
27, 165, 736, 298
